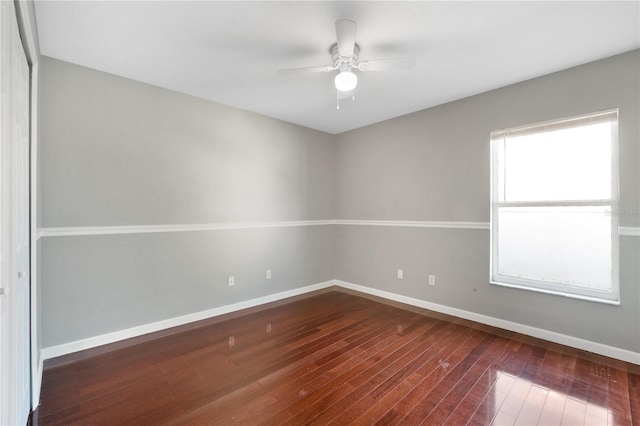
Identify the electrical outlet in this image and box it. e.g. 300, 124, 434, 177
397, 269, 404, 279
266, 269, 272, 280
228, 275, 235, 286
428, 275, 436, 286
228, 336, 235, 347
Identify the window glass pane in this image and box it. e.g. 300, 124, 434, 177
500, 122, 612, 202
497, 206, 612, 292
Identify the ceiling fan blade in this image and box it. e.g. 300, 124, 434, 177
277, 65, 335, 75
357, 57, 416, 71
335, 19, 356, 57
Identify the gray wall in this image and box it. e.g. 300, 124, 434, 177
40, 57, 336, 347
335, 50, 640, 352
40, 51, 639, 355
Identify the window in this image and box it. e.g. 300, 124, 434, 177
490, 110, 619, 303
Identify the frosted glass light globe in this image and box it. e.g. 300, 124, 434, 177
334, 71, 358, 92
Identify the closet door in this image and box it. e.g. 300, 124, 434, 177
0, 0, 31, 424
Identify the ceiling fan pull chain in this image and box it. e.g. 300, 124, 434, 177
352, 87, 356, 101
336, 90, 340, 110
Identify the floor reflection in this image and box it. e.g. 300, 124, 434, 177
487, 370, 610, 425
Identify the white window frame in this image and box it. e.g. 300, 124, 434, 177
490, 110, 620, 304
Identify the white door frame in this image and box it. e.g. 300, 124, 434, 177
14, 0, 41, 410
0, 0, 33, 423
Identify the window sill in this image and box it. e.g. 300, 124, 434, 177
489, 280, 620, 306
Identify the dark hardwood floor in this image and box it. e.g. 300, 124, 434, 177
33, 290, 639, 425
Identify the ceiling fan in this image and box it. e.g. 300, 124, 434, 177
277, 19, 416, 108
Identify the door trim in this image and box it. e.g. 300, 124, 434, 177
14, 0, 41, 411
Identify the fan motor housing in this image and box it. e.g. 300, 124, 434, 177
330, 43, 360, 67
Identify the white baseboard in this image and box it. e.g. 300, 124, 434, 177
40, 278, 639, 366
336, 280, 640, 365
41, 280, 336, 361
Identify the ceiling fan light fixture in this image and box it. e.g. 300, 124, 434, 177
334, 70, 358, 92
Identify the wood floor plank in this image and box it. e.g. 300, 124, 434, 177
344, 324, 476, 421
214, 312, 409, 423
399, 333, 498, 424
467, 342, 538, 424
307, 321, 464, 425
262, 312, 408, 393
628, 371, 640, 424
423, 336, 516, 425
262, 329, 401, 412
442, 338, 522, 425
33, 291, 640, 426
261, 317, 439, 425
392, 329, 490, 421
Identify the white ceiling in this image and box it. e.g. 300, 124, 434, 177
34, 1, 639, 134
